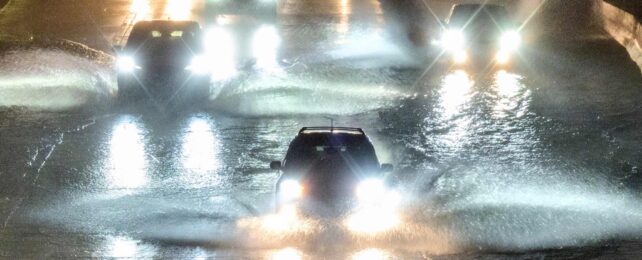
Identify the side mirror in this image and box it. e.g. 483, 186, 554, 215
270, 161, 282, 170
381, 163, 394, 173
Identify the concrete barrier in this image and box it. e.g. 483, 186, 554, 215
598, 1, 642, 73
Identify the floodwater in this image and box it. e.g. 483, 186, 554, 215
1, 0, 641, 258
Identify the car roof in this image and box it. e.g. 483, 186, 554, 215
298, 127, 365, 135
289, 126, 372, 147
451, 3, 506, 11
283, 127, 379, 170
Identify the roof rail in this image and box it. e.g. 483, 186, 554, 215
299, 127, 365, 134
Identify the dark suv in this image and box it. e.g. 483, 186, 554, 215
270, 127, 394, 217
116, 20, 210, 103
438, 4, 521, 66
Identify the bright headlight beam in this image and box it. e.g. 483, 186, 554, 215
441, 29, 465, 52
252, 25, 281, 71
500, 30, 521, 52
117, 56, 138, 72
203, 27, 237, 80
345, 207, 400, 235
356, 178, 385, 202
186, 55, 211, 74
279, 180, 303, 202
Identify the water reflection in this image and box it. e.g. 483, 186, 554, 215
351, 248, 391, 260
493, 70, 525, 118
269, 247, 303, 260
106, 236, 138, 257
436, 70, 474, 151
181, 117, 220, 175
103, 236, 159, 258
337, 0, 351, 43
440, 70, 473, 118
164, 0, 193, 20
107, 116, 148, 190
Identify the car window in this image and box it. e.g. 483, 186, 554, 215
284, 135, 379, 171
449, 5, 510, 27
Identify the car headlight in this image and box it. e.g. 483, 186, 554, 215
500, 30, 521, 52
441, 29, 465, 52
348, 178, 401, 235
279, 180, 303, 202
356, 178, 401, 207
186, 55, 211, 75
356, 178, 386, 202
117, 56, 139, 72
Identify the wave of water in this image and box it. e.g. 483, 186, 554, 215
24, 167, 642, 256
0, 44, 115, 110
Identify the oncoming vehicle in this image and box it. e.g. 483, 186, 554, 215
437, 4, 522, 67
116, 20, 211, 103
270, 127, 400, 231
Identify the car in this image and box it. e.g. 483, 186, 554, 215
437, 4, 521, 66
270, 127, 398, 220
206, 0, 278, 20
116, 20, 211, 104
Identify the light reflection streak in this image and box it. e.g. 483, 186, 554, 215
107, 117, 148, 189
440, 70, 473, 118
438, 70, 474, 149
337, 0, 351, 43
345, 207, 400, 235
252, 25, 282, 72
181, 117, 220, 174
493, 70, 522, 117
204, 27, 237, 80
269, 247, 303, 260
129, 0, 151, 22
163, 0, 193, 20
105, 236, 139, 258
351, 248, 391, 260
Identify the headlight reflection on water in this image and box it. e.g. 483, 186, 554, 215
345, 207, 401, 235
181, 117, 220, 175
106, 117, 148, 190
351, 248, 391, 260
269, 247, 303, 260
349, 179, 403, 235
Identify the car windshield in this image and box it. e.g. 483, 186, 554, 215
125, 23, 200, 50
283, 134, 380, 172
449, 5, 511, 28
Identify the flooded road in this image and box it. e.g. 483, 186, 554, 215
1, 0, 642, 258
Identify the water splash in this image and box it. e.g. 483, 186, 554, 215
0, 43, 115, 110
